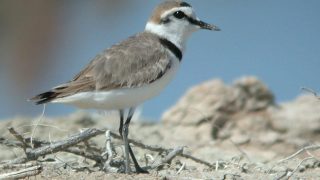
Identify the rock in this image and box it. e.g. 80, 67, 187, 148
161, 76, 275, 141
162, 77, 274, 126
270, 95, 320, 140
161, 79, 231, 125
161, 76, 320, 152
232, 76, 274, 112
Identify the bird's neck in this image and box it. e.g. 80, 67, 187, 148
145, 22, 190, 52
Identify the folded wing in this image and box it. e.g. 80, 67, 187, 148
31, 32, 171, 104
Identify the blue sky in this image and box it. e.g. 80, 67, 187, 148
1, 0, 320, 120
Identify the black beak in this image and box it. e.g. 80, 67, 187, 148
188, 17, 220, 31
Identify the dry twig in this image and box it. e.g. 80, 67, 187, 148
104, 130, 113, 163
277, 145, 320, 164
0, 137, 25, 148
8, 127, 29, 150
30, 104, 46, 148
180, 153, 222, 169
176, 162, 186, 175
287, 157, 315, 178
26, 128, 104, 160
0, 162, 38, 170
301, 87, 320, 99
102, 130, 118, 172
271, 145, 320, 178
0, 165, 42, 179
148, 146, 184, 170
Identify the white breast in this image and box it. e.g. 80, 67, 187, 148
52, 57, 180, 110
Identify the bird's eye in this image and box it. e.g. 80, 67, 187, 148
173, 11, 185, 19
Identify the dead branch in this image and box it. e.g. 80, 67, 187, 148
287, 157, 315, 178
306, 149, 320, 161
0, 137, 25, 148
0, 138, 102, 165
102, 131, 118, 173
162, 147, 183, 166
0, 162, 38, 170
1, 157, 29, 165
270, 145, 320, 178
0, 165, 42, 179
8, 127, 29, 150
1, 128, 105, 165
148, 146, 184, 170
25, 128, 104, 160
103, 130, 113, 163
180, 153, 223, 169
162, 147, 184, 164
277, 145, 320, 164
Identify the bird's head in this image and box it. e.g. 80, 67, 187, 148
145, 1, 220, 50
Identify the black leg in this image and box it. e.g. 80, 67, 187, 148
128, 145, 148, 173
119, 109, 124, 138
122, 108, 134, 173
119, 108, 148, 174
125, 108, 148, 174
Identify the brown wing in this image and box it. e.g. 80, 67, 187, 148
31, 32, 172, 104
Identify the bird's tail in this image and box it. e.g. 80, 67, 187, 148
30, 91, 59, 105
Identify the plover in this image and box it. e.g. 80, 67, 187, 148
31, 0, 220, 173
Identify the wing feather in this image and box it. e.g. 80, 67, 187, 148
31, 32, 171, 104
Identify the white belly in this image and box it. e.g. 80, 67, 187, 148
52, 58, 180, 110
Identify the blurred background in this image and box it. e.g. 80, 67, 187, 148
0, 0, 319, 120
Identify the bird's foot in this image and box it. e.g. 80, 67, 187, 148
134, 166, 149, 174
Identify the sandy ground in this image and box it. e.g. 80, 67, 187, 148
0, 108, 319, 180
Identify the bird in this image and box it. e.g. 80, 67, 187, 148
30, 0, 220, 174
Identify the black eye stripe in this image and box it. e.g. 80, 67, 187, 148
161, 18, 170, 24
180, 2, 191, 7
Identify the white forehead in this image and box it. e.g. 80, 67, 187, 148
161, 7, 196, 19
